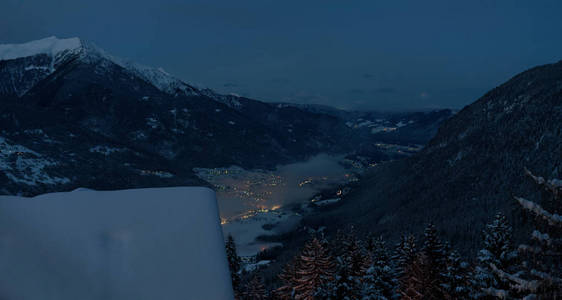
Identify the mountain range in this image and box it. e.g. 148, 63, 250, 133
0, 37, 452, 195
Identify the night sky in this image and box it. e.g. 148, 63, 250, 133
2, 0, 562, 111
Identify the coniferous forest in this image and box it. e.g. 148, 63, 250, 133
227, 170, 561, 299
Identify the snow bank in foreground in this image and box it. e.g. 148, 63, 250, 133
0, 187, 233, 300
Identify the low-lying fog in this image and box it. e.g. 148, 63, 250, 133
194, 153, 366, 256
194, 153, 359, 220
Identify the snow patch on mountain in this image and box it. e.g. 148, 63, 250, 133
24, 65, 50, 71
120, 61, 200, 97
0, 137, 70, 186
89, 145, 127, 155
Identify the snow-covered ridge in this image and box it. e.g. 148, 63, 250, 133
120, 60, 200, 97
54, 38, 202, 97
0, 36, 81, 61
0, 37, 202, 98
0, 36, 240, 107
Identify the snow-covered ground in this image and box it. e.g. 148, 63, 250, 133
0, 187, 233, 300
0, 136, 70, 186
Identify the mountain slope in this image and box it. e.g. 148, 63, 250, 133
313, 60, 562, 252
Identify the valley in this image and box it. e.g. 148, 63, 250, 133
195, 147, 413, 256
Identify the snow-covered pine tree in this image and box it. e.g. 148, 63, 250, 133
419, 223, 448, 299
242, 275, 268, 300
314, 256, 341, 300
474, 212, 518, 298
394, 234, 418, 298
496, 168, 562, 299
320, 230, 371, 299
394, 234, 418, 281
363, 236, 397, 299
399, 254, 426, 300
317, 254, 355, 300
442, 250, 474, 299
226, 234, 242, 297
275, 256, 301, 299
292, 237, 336, 300
344, 233, 371, 299
320, 227, 354, 299
360, 265, 383, 299
346, 236, 371, 279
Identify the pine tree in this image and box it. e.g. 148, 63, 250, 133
318, 230, 371, 299
321, 227, 354, 299
360, 265, 387, 300
474, 212, 518, 298
493, 168, 562, 299
275, 237, 336, 300
276, 257, 300, 299
293, 237, 336, 300
399, 254, 426, 300
226, 234, 242, 297
442, 250, 474, 299
242, 275, 268, 300
419, 223, 448, 299
394, 234, 418, 299
346, 236, 371, 279
364, 236, 397, 299
342, 233, 371, 299
314, 255, 343, 300
394, 234, 418, 281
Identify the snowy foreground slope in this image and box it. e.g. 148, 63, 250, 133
0, 187, 234, 300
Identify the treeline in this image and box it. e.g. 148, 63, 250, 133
227, 169, 561, 299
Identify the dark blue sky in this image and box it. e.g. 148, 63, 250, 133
2, 0, 561, 110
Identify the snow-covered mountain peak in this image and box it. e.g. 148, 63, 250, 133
0, 37, 84, 96
0, 36, 82, 61
0, 36, 238, 105
0, 36, 201, 97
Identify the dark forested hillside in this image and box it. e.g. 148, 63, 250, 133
308, 60, 562, 254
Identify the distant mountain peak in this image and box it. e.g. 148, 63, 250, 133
0, 36, 207, 98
